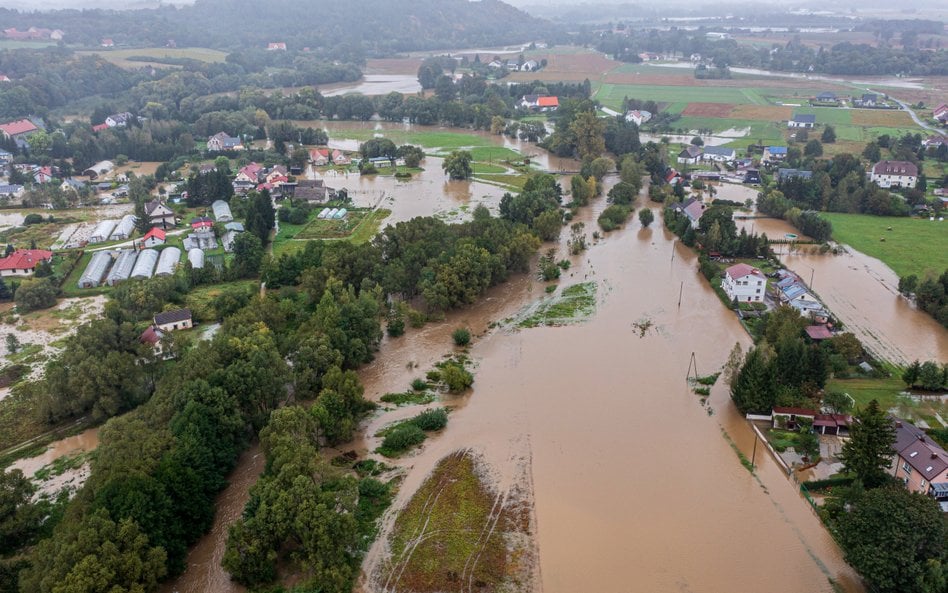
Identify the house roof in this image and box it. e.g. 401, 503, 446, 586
139, 325, 164, 345
145, 200, 170, 216
0, 119, 38, 136
816, 92, 836, 99
703, 145, 735, 157
725, 263, 763, 281
773, 406, 818, 416
683, 200, 705, 221
154, 308, 192, 326
143, 227, 166, 241
680, 145, 703, 158
805, 325, 833, 340
191, 216, 214, 227
92, 123, 109, 132
872, 160, 918, 177
766, 146, 788, 155
791, 113, 816, 124
901, 437, 948, 482
537, 96, 559, 107
0, 249, 52, 271
777, 168, 813, 182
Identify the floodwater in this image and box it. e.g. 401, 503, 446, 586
320, 75, 422, 97
733, 211, 948, 364
9, 426, 100, 496
148, 188, 862, 592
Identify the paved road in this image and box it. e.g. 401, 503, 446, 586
867, 88, 945, 136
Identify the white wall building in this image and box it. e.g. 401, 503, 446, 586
722, 263, 767, 303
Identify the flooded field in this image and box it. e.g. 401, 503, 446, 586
9, 426, 99, 496
320, 74, 421, 97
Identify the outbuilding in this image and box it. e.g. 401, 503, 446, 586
109, 215, 136, 241
78, 251, 113, 288
130, 248, 159, 279
106, 250, 138, 286
155, 247, 181, 276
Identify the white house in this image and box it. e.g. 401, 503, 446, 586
677, 145, 703, 165
788, 113, 816, 128
105, 112, 133, 128
154, 308, 192, 332
145, 200, 176, 228
701, 146, 736, 163
869, 160, 918, 189
0, 249, 52, 277
722, 263, 767, 303
520, 60, 539, 72
625, 110, 652, 126
207, 132, 242, 152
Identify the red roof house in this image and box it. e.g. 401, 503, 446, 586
190, 216, 214, 230
537, 96, 559, 109
0, 249, 52, 276
0, 119, 39, 138
92, 123, 109, 132
142, 227, 166, 247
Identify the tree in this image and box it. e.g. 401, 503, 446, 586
0, 469, 43, 555
821, 125, 836, 143
823, 391, 853, 414
230, 232, 264, 278
804, 139, 823, 157
903, 359, 922, 387
451, 327, 471, 346
838, 486, 946, 593
5, 333, 19, 354
690, 136, 704, 146
840, 399, 896, 488
588, 157, 614, 180
442, 150, 473, 180
730, 347, 775, 414
898, 274, 919, 295
863, 141, 881, 163
568, 110, 606, 160
638, 208, 654, 228
918, 360, 945, 390
14, 278, 57, 312
618, 155, 645, 194
396, 144, 424, 168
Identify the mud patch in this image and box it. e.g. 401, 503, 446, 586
378, 450, 536, 593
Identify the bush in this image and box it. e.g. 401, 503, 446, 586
411, 378, 428, 391
411, 408, 448, 431
452, 327, 471, 347
379, 424, 426, 455
23, 213, 44, 225
386, 310, 405, 337
440, 362, 473, 393
638, 208, 654, 228
14, 278, 57, 312
597, 204, 630, 232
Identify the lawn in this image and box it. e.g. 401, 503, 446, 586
75, 47, 229, 68
826, 374, 905, 411
822, 213, 948, 278
594, 83, 768, 110
272, 208, 390, 256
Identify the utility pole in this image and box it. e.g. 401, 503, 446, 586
678, 281, 684, 308
751, 432, 759, 469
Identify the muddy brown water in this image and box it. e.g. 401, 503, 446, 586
51, 178, 862, 592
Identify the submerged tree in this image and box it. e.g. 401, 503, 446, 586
840, 399, 896, 488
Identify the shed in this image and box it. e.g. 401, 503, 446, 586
109, 215, 137, 241
188, 248, 205, 269
211, 200, 233, 222
131, 249, 159, 279
83, 160, 114, 180
155, 247, 181, 276
106, 250, 138, 286
78, 251, 113, 288
89, 219, 118, 244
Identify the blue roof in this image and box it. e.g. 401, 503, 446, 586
782, 284, 807, 300
768, 146, 788, 154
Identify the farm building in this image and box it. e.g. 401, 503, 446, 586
89, 219, 118, 244
211, 200, 233, 222
131, 249, 159, 279
78, 251, 113, 288
155, 247, 181, 276
183, 230, 217, 251
109, 215, 137, 241
106, 250, 138, 286
188, 248, 205, 269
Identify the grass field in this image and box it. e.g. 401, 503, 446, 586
822, 213, 948, 278
76, 47, 229, 68
595, 83, 769, 109
272, 207, 391, 257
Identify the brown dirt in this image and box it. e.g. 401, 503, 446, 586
729, 104, 793, 122
365, 58, 422, 76
682, 102, 734, 118
850, 109, 916, 127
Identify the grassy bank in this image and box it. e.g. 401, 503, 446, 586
382, 451, 527, 591
518, 282, 597, 328
822, 213, 948, 278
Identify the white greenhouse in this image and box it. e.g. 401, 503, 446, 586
155, 247, 181, 276
89, 219, 118, 244
130, 249, 159, 279
106, 250, 138, 286
109, 215, 137, 241
78, 251, 113, 288
188, 248, 205, 269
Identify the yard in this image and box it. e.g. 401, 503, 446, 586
272, 207, 391, 256
822, 213, 948, 278
75, 47, 229, 69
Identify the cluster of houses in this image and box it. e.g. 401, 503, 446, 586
2, 27, 63, 41
309, 148, 351, 167
773, 269, 829, 322
808, 92, 891, 109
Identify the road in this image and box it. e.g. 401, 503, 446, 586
867, 88, 945, 136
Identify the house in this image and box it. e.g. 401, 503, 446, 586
139, 325, 167, 357
722, 263, 767, 303
60, 178, 85, 194
935, 104, 948, 124
892, 418, 948, 500
869, 160, 918, 189
0, 249, 52, 277
677, 145, 703, 165
0, 185, 24, 200
105, 112, 133, 128
267, 42, 287, 51
145, 200, 176, 229
701, 146, 736, 163
638, 52, 660, 61
788, 113, 816, 128
206, 132, 242, 152
33, 166, 55, 184
762, 146, 788, 163
0, 75, 10, 83
669, 197, 705, 228
0, 118, 39, 141
487, 60, 504, 69
290, 179, 335, 202
519, 95, 559, 112
190, 216, 214, 231
520, 60, 539, 72
664, 168, 683, 186
772, 407, 818, 430
101, 38, 114, 48
625, 110, 652, 126
154, 308, 193, 332
83, 160, 114, 180
235, 162, 263, 184
142, 227, 166, 248
331, 150, 351, 165
923, 136, 946, 149
859, 93, 878, 107
789, 292, 825, 317
310, 148, 331, 166
777, 168, 813, 183
814, 92, 838, 104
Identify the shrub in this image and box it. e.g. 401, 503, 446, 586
14, 278, 57, 312
380, 424, 426, 455
440, 362, 473, 393
411, 408, 448, 431
452, 327, 471, 347
597, 204, 630, 232
386, 311, 405, 337
411, 378, 428, 391
425, 369, 442, 382
638, 208, 654, 228
23, 213, 44, 225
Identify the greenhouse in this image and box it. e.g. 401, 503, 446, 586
89, 219, 118, 244
106, 250, 138, 286
78, 251, 113, 288
130, 249, 159, 279
188, 248, 205, 269
211, 200, 233, 222
109, 215, 137, 241
155, 247, 181, 276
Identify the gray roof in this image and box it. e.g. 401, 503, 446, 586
79, 251, 113, 288
154, 308, 191, 326
703, 145, 735, 157
155, 247, 181, 276
106, 250, 138, 285
211, 199, 233, 222
109, 215, 137, 241
792, 113, 816, 123
777, 168, 813, 182
131, 249, 158, 279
